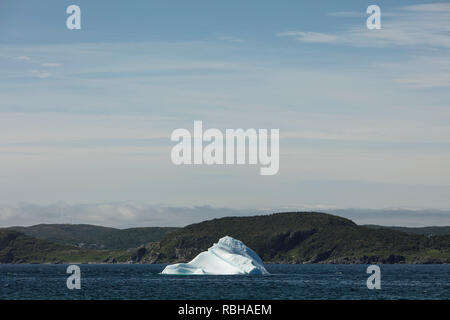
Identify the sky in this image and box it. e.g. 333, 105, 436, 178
1, 1, 450, 227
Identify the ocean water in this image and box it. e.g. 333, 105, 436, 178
0, 264, 448, 300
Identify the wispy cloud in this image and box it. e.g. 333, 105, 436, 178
14, 55, 32, 61
386, 55, 450, 88
0, 19, 449, 209
279, 2, 450, 48
41, 62, 62, 68
31, 70, 50, 79
405, 2, 450, 12
218, 35, 244, 43
277, 32, 339, 43
10, 55, 62, 79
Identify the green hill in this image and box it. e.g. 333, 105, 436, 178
1, 212, 449, 264
4, 224, 179, 250
136, 212, 450, 264
0, 230, 128, 264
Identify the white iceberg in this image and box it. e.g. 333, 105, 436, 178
161, 236, 269, 275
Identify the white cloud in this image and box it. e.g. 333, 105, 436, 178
218, 36, 244, 43
0, 202, 258, 228
405, 2, 450, 12
0, 202, 448, 228
279, 2, 450, 48
327, 11, 364, 18
41, 62, 62, 68
0, 39, 449, 208
31, 70, 50, 79
331, 208, 450, 227
387, 55, 450, 88
277, 32, 339, 43
14, 55, 32, 61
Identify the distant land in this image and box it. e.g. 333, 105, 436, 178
0, 230, 129, 264
5, 224, 178, 250
364, 225, 450, 237
1, 212, 449, 264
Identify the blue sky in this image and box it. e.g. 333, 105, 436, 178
1, 1, 450, 226
0, 1, 401, 44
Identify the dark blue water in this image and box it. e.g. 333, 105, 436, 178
0, 264, 448, 300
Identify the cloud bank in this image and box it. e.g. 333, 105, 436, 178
0, 202, 449, 229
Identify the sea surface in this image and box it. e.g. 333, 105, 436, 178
0, 264, 448, 300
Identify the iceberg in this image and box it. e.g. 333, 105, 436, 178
161, 236, 269, 275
